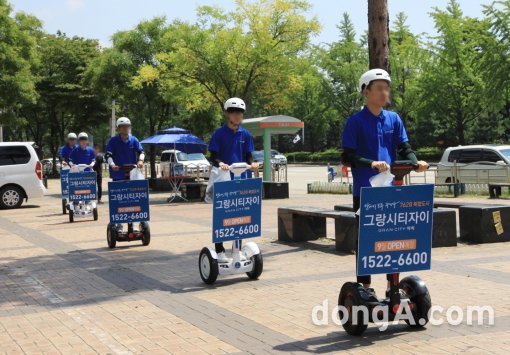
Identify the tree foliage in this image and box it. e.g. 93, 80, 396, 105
0, 0, 509, 159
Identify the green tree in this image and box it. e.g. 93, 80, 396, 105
478, 1, 510, 141
87, 18, 190, 177
318, 12, 367, 147
389, 12, 429, 141
0, 0, 38, 131
414, 0, 491, 145
160, 0, 320, 117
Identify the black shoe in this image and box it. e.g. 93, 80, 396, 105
365, 287, 379, 301
386, 289, 407, 299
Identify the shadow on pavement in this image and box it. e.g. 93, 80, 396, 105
273, 326, 426, 352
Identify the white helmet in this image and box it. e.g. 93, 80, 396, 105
224, 97, 246, 112
359, 69, 391, 92
67, 132, 77, 140
78, 132, 88, 139
116, 117, 131, 127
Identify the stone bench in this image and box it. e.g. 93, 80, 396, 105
278, 207, 458, 252
459, 204, 510, 243
278, 207, 350, 243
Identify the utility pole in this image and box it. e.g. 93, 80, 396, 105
110, 99, 116, 137
0, 125, 3, 142
368, 0, 390, 71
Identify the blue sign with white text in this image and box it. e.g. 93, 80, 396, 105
108, 179, 150, 223
68, 171, 97, 202
357, 184, 434, 276
60, 169, 69, 198
212, 178, 262, 243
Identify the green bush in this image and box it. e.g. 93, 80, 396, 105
310, 149, 342, 162
285, 151, 312, 162
286, 149, 342, 163
416, 146, 443, 162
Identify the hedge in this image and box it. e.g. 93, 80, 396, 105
286, 146, 444, 163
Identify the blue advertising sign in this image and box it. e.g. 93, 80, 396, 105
68, 171, 97, 202
60, 169, 69, 198
357, 184, 434, 276
108, 180, 150, 224
212, 178, 262, 243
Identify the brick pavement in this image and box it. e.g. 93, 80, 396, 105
0, 165, 510, 354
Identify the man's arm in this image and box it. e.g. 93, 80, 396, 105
209, 151, 222, 167
341, 148, 374, 168
397, 142, 418, 165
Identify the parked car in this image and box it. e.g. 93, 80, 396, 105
0, 142, 46, 209
436, 145, 510, 184
271, 149, 288, 165
252, 150, 288, 168
160, 149, 210, 177
42, 158, 61, 175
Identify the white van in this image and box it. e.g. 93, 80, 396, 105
159, 149, 210, 178
436, 145, 510, 184
0, 142, 46, 208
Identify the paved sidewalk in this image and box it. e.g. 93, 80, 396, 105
1, 165, 510, 354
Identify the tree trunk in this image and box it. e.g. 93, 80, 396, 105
368, 0, 390, 72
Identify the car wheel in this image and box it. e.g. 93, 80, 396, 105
0, 186, 24, 209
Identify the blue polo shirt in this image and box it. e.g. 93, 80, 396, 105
69, 146, 96, 165
209, 124, 254, 179
342, 106, 408, 197
59, 144, 77, 163
106, 134, 143, 180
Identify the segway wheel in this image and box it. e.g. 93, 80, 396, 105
62, 199, 67, 215
246, 253, 263, 280
199, 247, 218, 284
93, 207, 98, 221
400, 276, 432, 327
338, 282, 369, 335
107, 224, 117, 249
69, 210, 74, 223
140, 222, 151, 246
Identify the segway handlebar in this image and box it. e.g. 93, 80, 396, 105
391, 160, 429, 184
70, 164, 93, 172
229, 162, 253, 177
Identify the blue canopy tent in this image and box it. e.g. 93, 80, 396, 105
141, 126, 207, 153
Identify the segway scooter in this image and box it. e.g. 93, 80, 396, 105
106, 165, 150, 248
60, 166, 70, 214
199, 163, 263, 284
67, 164, 98, 223
339, 161, 433, 335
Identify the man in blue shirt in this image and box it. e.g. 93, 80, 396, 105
59, 133, 78, 166
209, 97, 259, 262
105, 117, 145, 181
69, 132, 96, 167
341, 69, 428, 298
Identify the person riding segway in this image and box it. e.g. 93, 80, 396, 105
59, 132, 78, 214
198, 98, 263, 284
207, 98, 260, 263
105, 117, 150, 248
338, 161, 433, 335
67, 132, 98, 222
341, 69, 429, 297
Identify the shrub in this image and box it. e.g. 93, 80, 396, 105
416, 146, 443, 162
